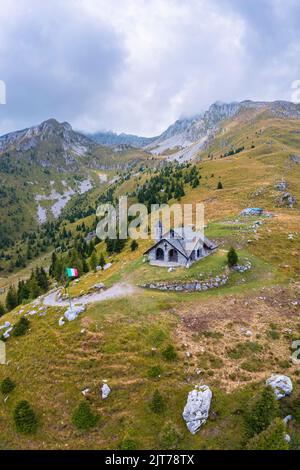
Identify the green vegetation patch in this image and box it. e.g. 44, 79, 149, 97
227, 341, 263, 360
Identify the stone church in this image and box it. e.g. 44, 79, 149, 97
144, 221, 217, 268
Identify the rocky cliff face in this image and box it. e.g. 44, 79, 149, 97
145, 100, 300, 160
0, 118, 93, 161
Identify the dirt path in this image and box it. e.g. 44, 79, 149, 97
43, 283, 137, 307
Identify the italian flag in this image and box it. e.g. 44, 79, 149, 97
66, 267, 78, 278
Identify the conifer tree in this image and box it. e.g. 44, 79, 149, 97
227, 247, 238, 267
244, 386, 279, 438
5, 285, 18, 311
246, 418, 288, 450
99, 253, 106, 268
90, 252, 98, 272
0, 302, 5, 317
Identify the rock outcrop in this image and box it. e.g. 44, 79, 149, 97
182, 384, 212, 434
101, 383, 111, 399
266, 375, 293, 399
64, 305, 85, 322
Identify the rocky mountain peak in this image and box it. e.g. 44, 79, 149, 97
0, 118, 91, 154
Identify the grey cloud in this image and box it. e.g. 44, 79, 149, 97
1, 0, 300, 136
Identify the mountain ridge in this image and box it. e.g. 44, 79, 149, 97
86, 100, 300, 161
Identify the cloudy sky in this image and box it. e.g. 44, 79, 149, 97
1, 0, 300, 136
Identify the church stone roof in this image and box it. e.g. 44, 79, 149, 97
144, 226, 217, 260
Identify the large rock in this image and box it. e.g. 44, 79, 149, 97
3, 327, 13, 339
266, 375, 293, 399
101, 383, 111, 399
0, 321, 11, 330
182, 384, 212, 434
64, 305, 85, 321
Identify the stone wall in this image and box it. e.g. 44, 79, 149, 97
141, 273, 228, 292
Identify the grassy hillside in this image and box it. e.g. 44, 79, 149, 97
1, 110, 300, 449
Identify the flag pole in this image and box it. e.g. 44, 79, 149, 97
67, 280, 72, 310
65, 273, 72, 311
66, 268, 78, 312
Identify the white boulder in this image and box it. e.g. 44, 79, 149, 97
3, 327, 13, 339
27, 310, 37, 316
182, 384, 212, 434
266, 375, 293, 400
0, 321, 11, 330
58, 317, 65, 327
93, 283, 105, 290
103, 263, 112, 271
64, 305, 85, 322
101, 383, 111, 399
283, 415, 293, 425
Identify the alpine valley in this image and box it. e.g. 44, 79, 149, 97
1, 99, 300, 450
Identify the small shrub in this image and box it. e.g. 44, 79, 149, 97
228, 341, 262, 360
278, 360, 290, 369
268, 330, 280, 340
162, 345, 178, 361
198, 351, 224, 369
241, 358, 264, 372
119, 438, 139, 450
202, 331, 224, 340
12, 317, 30, 337
72, 401, 99, 430
148, 366, 161, 378
227, 247, 238, 267
0, 302, 6, 317
0, 377, 15, 395
159, 421, 183, 449
130, 240, 138, 251
217, 181, 223, 189
150, 390, 166, 414
151, 329, 166, 347
14, 400, 38, 434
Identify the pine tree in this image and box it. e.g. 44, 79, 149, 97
12, 317, 30, 337
28, 278, 41, 299
150, 390, 166, 414
82, 258, 89, 273
90, 252, 98, 272
244, 386, 279, 438
130, 240, 138, 251
227, 247, 238, 267
0, 302, 5, 317
246, 418, 288, 450
13, 400, 38, 434
5, 285, 18, 311
159, 421, 183, 449
36, 267, 48, 291
99, 253, 106, 268
72, 401, 99, 430
0, 377, 15, 395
